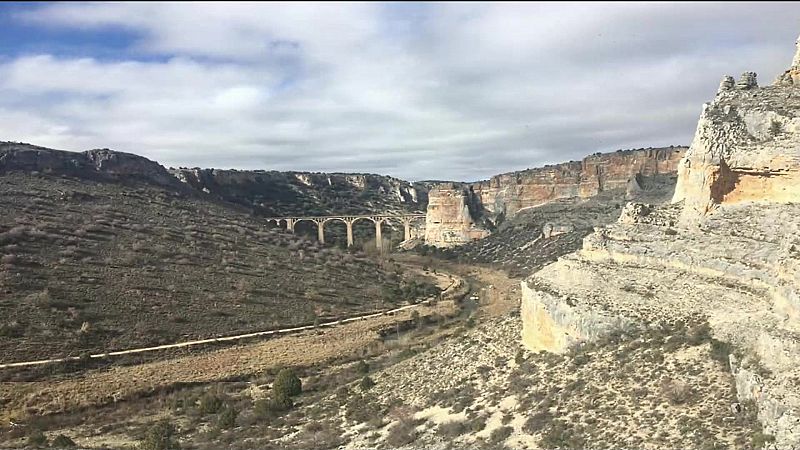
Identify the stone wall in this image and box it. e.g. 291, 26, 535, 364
424, 146, 685, 247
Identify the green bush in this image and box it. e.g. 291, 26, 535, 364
489, 425, 513, 444
356, 360, 370, 374
216, 405, 238, 430
27, 429, 47, 448
51, 434, 77, 448
273, 368, 302, 397
138, 421, 180, 450
360, 376, 376, 391
254, 392, 293, 419
197, 392, 224, 415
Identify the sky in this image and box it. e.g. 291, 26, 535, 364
1, 2, 799, 181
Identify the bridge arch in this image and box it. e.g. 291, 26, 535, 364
265, 214, 426, 249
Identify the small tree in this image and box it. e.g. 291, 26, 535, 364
51, 434, 77, 448
360, 376, 376, 391
770, 119, 783, 137
138, 421, 180, 450
273, 368, 302, 397
27, 429, 47, 448
216, 405, 238, 430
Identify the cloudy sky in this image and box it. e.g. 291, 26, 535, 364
1, 2, 799, 181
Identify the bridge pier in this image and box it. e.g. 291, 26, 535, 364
314, 219, 325, 244
286, 218, 295, 233
345, 219, 354, 247
401, 218, 412, 241
374, 219, 383, 250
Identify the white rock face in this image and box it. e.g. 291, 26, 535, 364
521, 36, 800, 449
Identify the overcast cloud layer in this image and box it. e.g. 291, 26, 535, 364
1, 2, 799, 181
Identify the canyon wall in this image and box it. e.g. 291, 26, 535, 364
520, 35, 800, 449
424, 146, 685, 247
172, 168, 431, 217
673, 54, 800, 222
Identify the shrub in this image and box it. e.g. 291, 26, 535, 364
385, 420, 418, 447
360, 376, 376, 391
489, 425, 513, 444
254, 392, 293, 419
197, 392, 224, 415
27, 429, 47, 447
709, 339, 734, 367
752, 431, 775, 448
138, 421, 180, 450
51, 434, 77, 448
660, 378, 694, 405
770, 119, 783, 137
438, 420, 469, 438
216, 405, 238, 430
273, 368, 302, 397
356, 360, 370, 374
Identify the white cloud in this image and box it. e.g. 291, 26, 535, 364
3, 2, 800, 181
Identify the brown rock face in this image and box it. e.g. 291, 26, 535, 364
675, 44, 800, 222
424, 183, 490, 247
424, 147, 685, 247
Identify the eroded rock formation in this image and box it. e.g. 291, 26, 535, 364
423, 183, 490, 247
674, 37, 800, 222
424, 146, 685, 247
521, 37, 800, 449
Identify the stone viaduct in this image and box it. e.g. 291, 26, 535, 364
265, 214, 426, 249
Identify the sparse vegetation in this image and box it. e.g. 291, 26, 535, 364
138, 421, 180, 450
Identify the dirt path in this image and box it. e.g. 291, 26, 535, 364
0, 271, 456, 370
0, 261, 522, 422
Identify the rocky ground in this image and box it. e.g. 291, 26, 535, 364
521, 200, 800, 449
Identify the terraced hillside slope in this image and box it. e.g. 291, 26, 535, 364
0, 144, 439, 363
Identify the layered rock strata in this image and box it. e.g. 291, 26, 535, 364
674, 37, 800, 222
521, 36, 800, 449
424, 146, 685, 247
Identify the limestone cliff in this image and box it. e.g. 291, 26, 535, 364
673, 37, 800, 222
424, 146, 685, 247
423, 183, 490, 247
172, 167, 431, 217
521, 37, 800, 449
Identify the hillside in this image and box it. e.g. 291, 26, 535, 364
0, 144, 439, 363
171, 168, 433, 217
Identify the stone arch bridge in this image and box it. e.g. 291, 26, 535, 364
265, 214, 426, 249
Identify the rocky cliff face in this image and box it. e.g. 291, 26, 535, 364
0, 142, 179, 187
521, 37, 800, 449
172, 167, 430, 217
424, 146, 685, 247
423, 183, 490, 247
674, 39, 800, 222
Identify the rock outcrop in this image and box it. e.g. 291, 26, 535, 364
423, 183, 490, 247
172, 167, 430, 217
424, 146, 685, 247
674, 37, 800, 222
0, 142, 179, 187
521, 36, 800, 449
